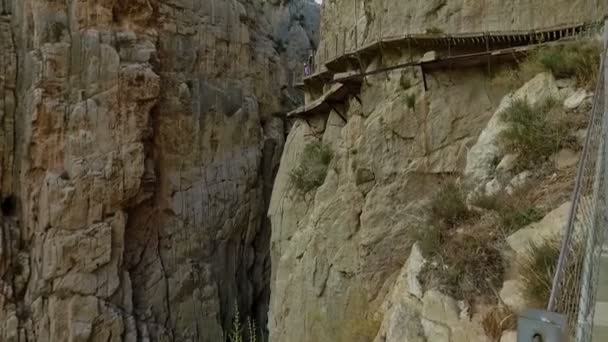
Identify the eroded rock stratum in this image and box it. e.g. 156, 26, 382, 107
0, 0, 318, 341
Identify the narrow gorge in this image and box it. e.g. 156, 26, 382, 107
0, 0, 607, 341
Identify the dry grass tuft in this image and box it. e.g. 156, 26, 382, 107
471, 189, 544, 235
482, 305, 517, 341
418, 223, 505, 301
519, 238, 582, 324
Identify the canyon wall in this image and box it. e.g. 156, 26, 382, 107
268, 1, 605, 341
316, 0, 606, 64
0, 0, 318, 341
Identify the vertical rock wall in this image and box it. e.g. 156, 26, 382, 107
268, 1, 605, 341
0, 0, 319, 341
316, 0, 606, 65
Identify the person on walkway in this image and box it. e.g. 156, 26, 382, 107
307, 51, 314, 73
304, 62, 310, 76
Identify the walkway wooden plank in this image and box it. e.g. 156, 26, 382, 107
323, 22, 588, 72
302, 68, 333, 84
287, 83, 354, 118
332, 39, 575, 84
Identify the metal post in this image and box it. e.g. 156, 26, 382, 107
343, 28, 346, 55
354, 0, 358, 49
335, 34, 338, 59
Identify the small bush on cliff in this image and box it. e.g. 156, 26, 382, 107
290, 141, 333, 193
428, 179, 475, 228
492, 40, 601, 90
527, 40, 601, 87
418, 227, 505, 301
405, 93, 416, 110
426, 26, 444, 34
472, 190, 544, 235
500, 98, 569, 167
520, 239, 581, 322
419, 180, 505, 301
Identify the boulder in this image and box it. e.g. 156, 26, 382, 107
509, 170, 532, 190
553, 148, 580, 170
496, 154, 518, 175
564, 89, 591, 110
422, 290, 461, 323
406, 243, 427, 299
575, 129, 588, 147
500, 330, 517, 342
485, 178, 502, 196
507, 202, 571, 256
465, 73, 559, 186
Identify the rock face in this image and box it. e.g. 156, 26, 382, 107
268, 52, 511, 342
316, 0, 605, 64
465, 73, 560, 187
0, 0, 318, 341
268, 1, 601, 341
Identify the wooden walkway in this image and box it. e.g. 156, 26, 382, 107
303, 22, 591, 86
290, 21, 595, 119
332, 40, 572, 84
287, 83, 359, 118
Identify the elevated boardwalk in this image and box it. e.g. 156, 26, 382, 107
287, 83, 358, 118
325, 22, 588, 71
302, 22, 591, 86
333, 40, 569, 84
291, 22, 597, 119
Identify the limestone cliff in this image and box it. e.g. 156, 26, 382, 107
317, 0, 606, 64
268, 1, 604, 342
0, 0, 318, 341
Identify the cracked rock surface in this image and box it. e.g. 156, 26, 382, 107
0, 0, 318, 341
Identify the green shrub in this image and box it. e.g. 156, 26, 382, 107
405, 93, 416, 110
429, 180, 475, 228
520, 239, 581, 322
527, 41, 601, 87
426, 27, 444, 34
273, 39, 287, 54
400, 74, 412, 90
290, 141, 333, 193
492, 40, 601, 90
500, 206, 544, 235
500, 98, 568, 167
471, 191, 544, 235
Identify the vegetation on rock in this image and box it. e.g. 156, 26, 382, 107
428, 180, 475, 228
419, 180, 504, 301
520, 239, 581, 323
228, 302, 258, 342
500, 98, 572, 168
482, 305, 517, 341
528, 40, 601, 87
492, 39, 601, 89
290, 141, 333, 193
472, 190, 544, 235
405, 93, 416, 110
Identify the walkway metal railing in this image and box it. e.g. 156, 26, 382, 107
305, 21, 604, 82
531, 21, 608, 342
